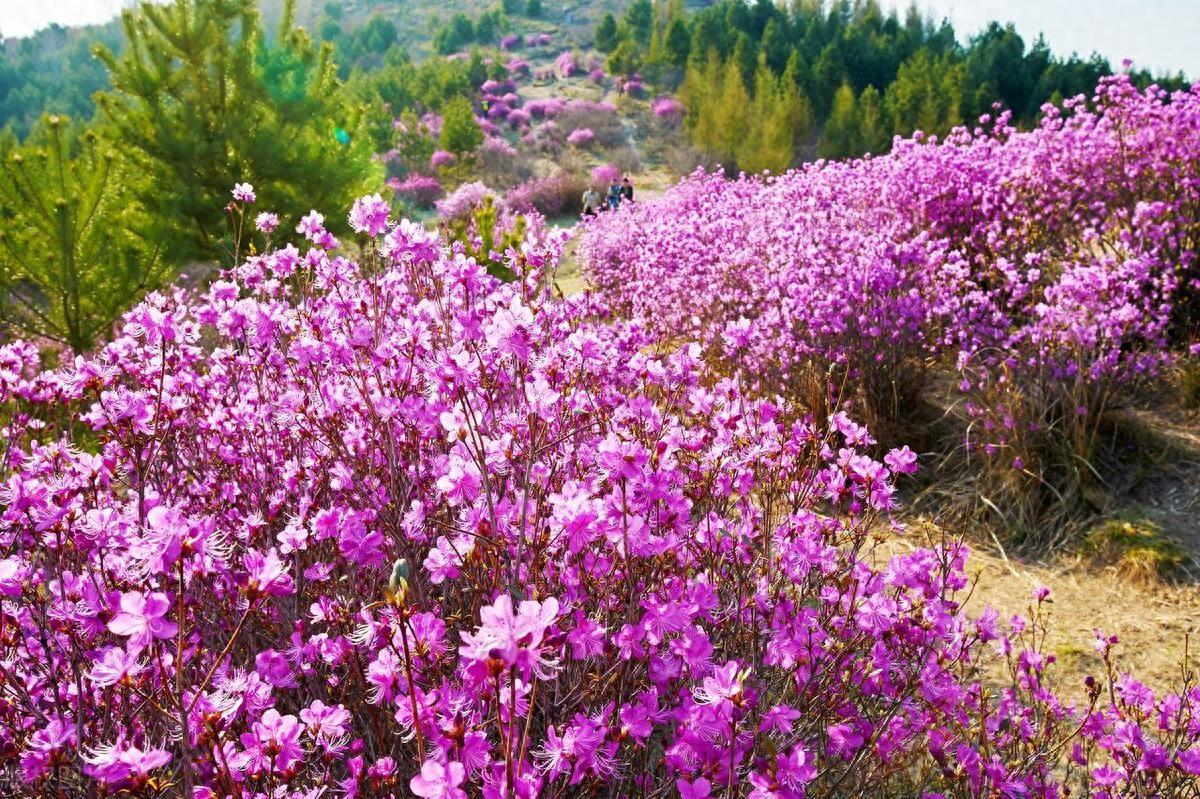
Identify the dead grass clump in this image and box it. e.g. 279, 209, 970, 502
1082, 515, 1187, 583
1177, 358, 1200, 410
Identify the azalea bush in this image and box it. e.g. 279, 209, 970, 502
580, 75, 1200, 540
1, 183, 1200, 798
565, 128, 595, 148
388, 174, 443, 208
505, 171, 585, 217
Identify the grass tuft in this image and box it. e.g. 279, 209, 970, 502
1082, 515, 1186, 583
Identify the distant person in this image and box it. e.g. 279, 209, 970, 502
621, 176, 634, 203
581, 186, 601, 217
608, 180, 622, 210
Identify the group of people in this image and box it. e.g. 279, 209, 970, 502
581, 176, 633, 217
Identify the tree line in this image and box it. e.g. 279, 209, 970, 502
597, 0, 1190, 169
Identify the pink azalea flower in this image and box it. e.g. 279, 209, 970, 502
107, 591, 178, 649
410, 759, 467, 799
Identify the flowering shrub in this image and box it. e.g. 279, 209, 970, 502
504, 171, 585, 216
480, 79, 515, 95
652, 96, 685, 125
435, 181, 503, 221
554, 51, 577, 79
429, 150, 454, 169
506, 109, 532, 130
388, 174, 443, 208
565, 127, 595, 147
557, 101, 625, 149
500, 34, 520, 51
526, 99, 564, 119
591, 163, 620, 185
580, 75, 1200, 540
506, 58, 530, 77
486, 102, 511, 122
3, 187, 1200, 798
420, 113, 443, 138
476, 117, 501, 137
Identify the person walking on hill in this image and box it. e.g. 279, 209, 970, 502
581, 186, 601, 217
607, 180, 622, 211
620, 176, 634, 204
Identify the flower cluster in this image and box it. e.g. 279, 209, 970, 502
580, 75, 1200, 533
565, 127, 595, 147
435, 181, 503, 220
651, 95, 685, 125
388, 174, 443, 208
2, 179, 1199, 797
554, 51, 577, 79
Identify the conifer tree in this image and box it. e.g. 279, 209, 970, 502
439, 95, 483, 157
821, 82, 858, 159
95, 0, 379, 262
0, 116, 166, 353
712, 57, 750, 168
623, 0, 654, 47
885, 49, 965, 137
738, 64, 787, 174
665, 18, 691, 67
595, 14, 619, 53
681, 50, 724, 160
857, 84, 889, 154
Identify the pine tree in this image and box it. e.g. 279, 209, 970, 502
760, 18, 790, 73
0, 116, 167, 353
595, 14, 619, 53
712, 57, 750, 168
731, 32, 757, 88
439, 95, 483, 157
857, 84, 889, 153
885, 49, 965, 137
623, 0, 654, 46
467, 48, 488, 87
665, 18, 691, 68
738, 64, 784, 173
776, 69, 814, 160
681, 50, 723, 158
821, 82, 858, 159
95, 0, 379, 262
607, 40, 643, 76
811, 43, 846, 118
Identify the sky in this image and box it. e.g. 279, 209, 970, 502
882, 0, 1198, 77
0, 0, 144, 37
0, 0, 1198, 77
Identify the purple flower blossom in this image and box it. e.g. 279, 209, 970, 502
410, 759, 466, 799
107, 591, 177, 648
231, 182, 255, 203
254, 211, 279, 233
348, 193, 391, 237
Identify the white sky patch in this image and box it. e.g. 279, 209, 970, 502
1, 0, 144, 38
881, 0, 1199, 78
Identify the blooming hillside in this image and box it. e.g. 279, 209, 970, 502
2, 78, 1200, 797
581, 74, 1200, 543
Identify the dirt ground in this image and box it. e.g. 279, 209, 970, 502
879, 522, 1200, 695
